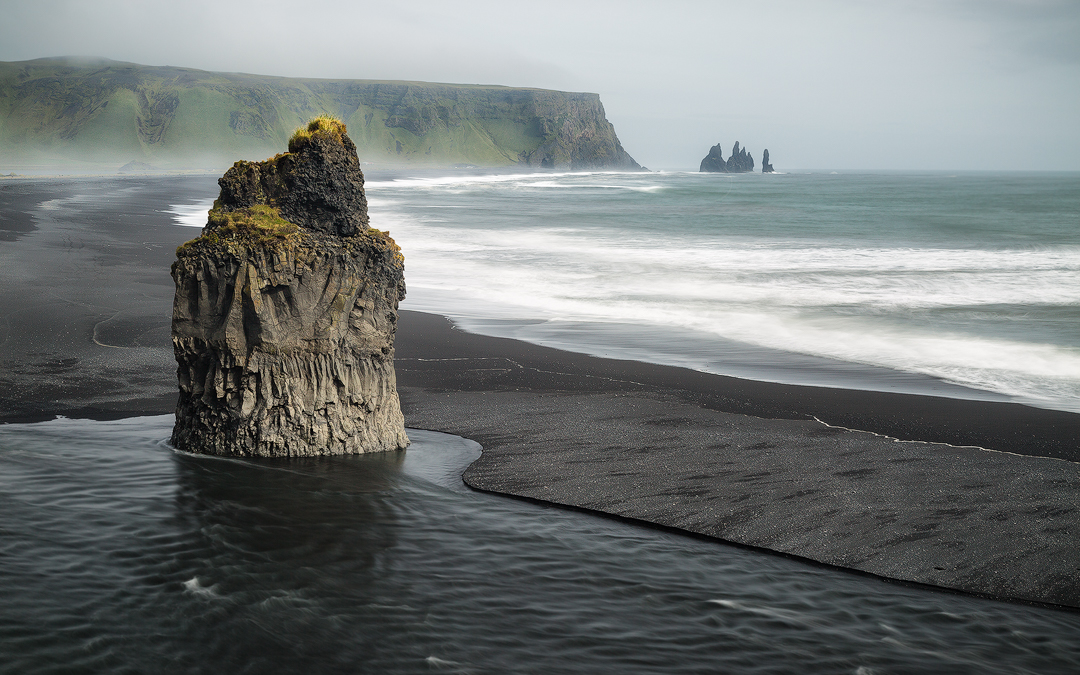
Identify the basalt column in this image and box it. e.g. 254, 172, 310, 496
170, 117, 408, 456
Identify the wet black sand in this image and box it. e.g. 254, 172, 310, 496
2, 175, 1078, 609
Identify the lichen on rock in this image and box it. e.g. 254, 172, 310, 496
170, 117, 408, 456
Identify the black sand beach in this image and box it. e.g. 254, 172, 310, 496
0, 175, 214, 422
1, 175, 1078, 609
395, 312, 1080, 609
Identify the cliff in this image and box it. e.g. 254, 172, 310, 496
699, 141, 756, 173
0, 57, 641, 170
170, 117, 408, 457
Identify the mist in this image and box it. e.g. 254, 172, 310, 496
2, 0, 1078, 170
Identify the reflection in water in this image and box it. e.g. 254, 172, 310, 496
172, 445, 408, 585
1, 415, 1078, 674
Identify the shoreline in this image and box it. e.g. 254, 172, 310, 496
2, 288, 1079, 608
1, 172, 1077, 609
395, 312, 1080, 462
395, 311, 1080, 610
7, 305, 1079, 458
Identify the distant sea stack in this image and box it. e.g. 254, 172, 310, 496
170, 116, 408, 457
699, 141, 755, 173
699, 143, 728, 172
762, 149, 774, 173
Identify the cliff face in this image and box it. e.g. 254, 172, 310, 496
0, 57, 642, 170
512, 94, 641, 170
170, 118, 408, 457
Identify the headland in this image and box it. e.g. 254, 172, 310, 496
0, 57, 643, 172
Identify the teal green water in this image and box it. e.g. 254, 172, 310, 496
361, 170, 1080, 412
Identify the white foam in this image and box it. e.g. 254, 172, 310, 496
364, 170, 650, 191
168, 199, 215, 228
182, 576, 220, 597
369, 171, 1080, 411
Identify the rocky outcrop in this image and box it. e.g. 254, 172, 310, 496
699, 141, 755, 173
762, 149, 774, 173
726, 142, 755, 173
214, 124, 369, 237
699, 143, 727, 172
170, 117, 408, 457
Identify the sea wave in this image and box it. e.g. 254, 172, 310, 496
368, 170, 1080, 411
168, 198, 215, 228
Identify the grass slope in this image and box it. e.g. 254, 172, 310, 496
0, 57, 641, 170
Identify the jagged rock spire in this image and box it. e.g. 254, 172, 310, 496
699, 140, 756, 173
214, 117, 370, 237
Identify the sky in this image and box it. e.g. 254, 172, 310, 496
2, 0, 1078, 170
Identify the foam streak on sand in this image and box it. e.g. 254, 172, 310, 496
363, 170, 1080, 412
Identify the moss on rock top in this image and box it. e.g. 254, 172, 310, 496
176, 115, 393, 261
207, 115, 370, 237
288, 115, 347, 153
176, 204, 299, 256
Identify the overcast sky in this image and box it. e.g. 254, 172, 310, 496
2, 0, 1078, 170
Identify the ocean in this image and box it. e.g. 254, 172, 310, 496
358, 170, 1080, 413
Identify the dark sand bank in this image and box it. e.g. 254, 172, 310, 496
395, 312, 1080, 609
1, 175, 1078, 609
396, 312, 1080, 461
0, 175, 216, 422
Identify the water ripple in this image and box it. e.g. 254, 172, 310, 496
1, 415, 1078, 673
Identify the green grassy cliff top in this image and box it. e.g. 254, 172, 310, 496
0, 57, 642, 171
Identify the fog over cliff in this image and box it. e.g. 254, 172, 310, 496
2, 0, 1078, 170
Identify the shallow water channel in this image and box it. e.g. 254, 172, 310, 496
1, 415, 1078, 674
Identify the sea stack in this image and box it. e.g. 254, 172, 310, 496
762, 149, 774, 173
170, 116, 409, 456
699, 141, 755, 173
725, 142, 755, 173
699, 143, 728, 172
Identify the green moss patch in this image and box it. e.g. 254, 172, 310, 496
177, 204, 299, 255
288, 115, 347, 152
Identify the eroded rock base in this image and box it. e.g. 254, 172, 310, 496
171, 230, 408, 457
